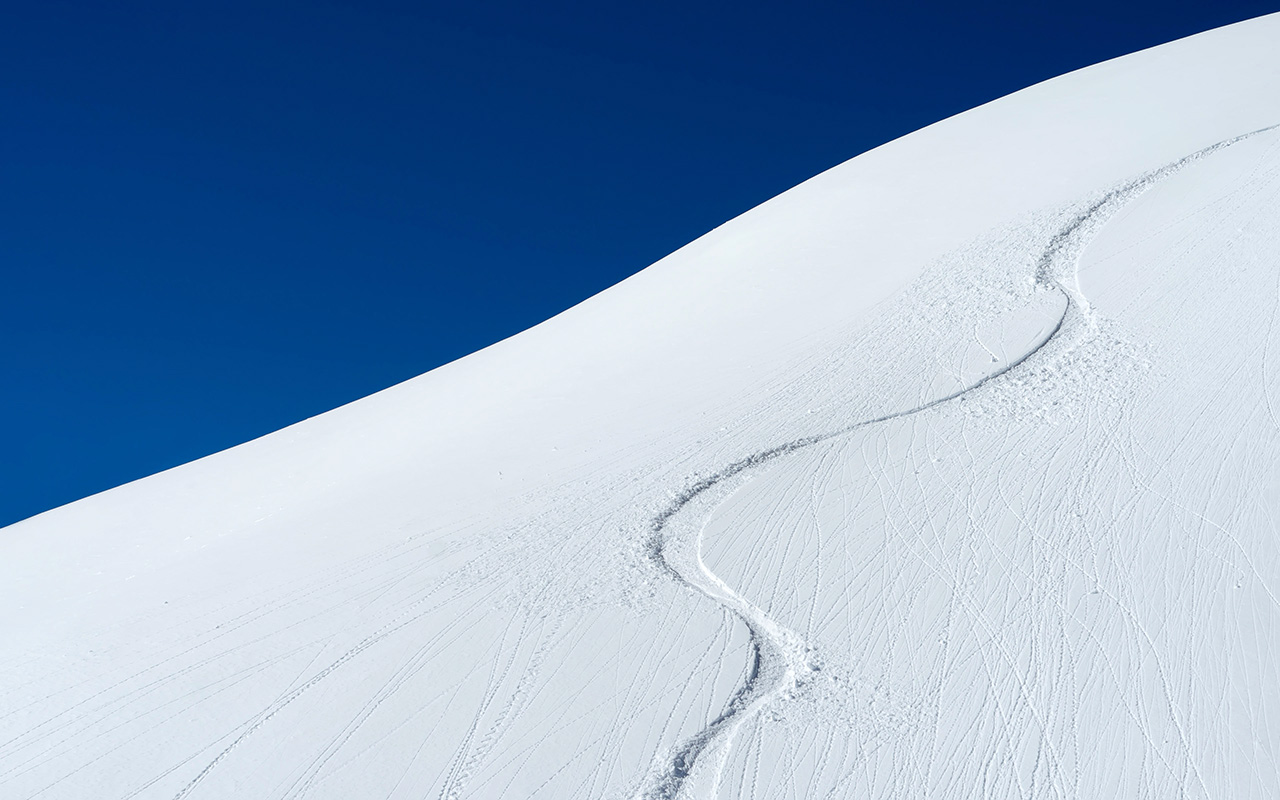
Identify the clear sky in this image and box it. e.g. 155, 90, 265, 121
2, 0, 1275, 527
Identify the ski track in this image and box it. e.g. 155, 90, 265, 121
636, 124, 1278, 800
13, 127, 1271, 800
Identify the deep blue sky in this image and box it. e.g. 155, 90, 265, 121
3, 1, 1275, 526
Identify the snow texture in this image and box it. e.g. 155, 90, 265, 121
4, 13, 1280, 800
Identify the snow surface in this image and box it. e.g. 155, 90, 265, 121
5, 13, 1280, 800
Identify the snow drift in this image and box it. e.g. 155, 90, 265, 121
4, 13, 1280, 800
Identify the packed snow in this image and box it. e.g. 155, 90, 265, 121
4, 13, 1280, 800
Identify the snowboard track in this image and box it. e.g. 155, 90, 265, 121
637, 124, 1278, 800
159, 127, 1274, 800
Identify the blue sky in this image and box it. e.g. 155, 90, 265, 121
2, 0, 1275, 527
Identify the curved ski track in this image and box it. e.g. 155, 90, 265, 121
152, 127, 1275, 800
636, 125, 1278, 800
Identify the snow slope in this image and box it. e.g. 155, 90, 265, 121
4, 14, 1280, 800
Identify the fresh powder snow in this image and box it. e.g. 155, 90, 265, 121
4, 13, 1280, 800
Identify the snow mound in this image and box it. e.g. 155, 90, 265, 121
4, 13, 1280, 800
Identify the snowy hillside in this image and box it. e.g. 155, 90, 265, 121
5, 13, 1280, 800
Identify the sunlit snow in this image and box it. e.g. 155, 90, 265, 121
4, 14, 1280, 800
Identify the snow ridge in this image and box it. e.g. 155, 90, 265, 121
635, 124, 1277, 800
